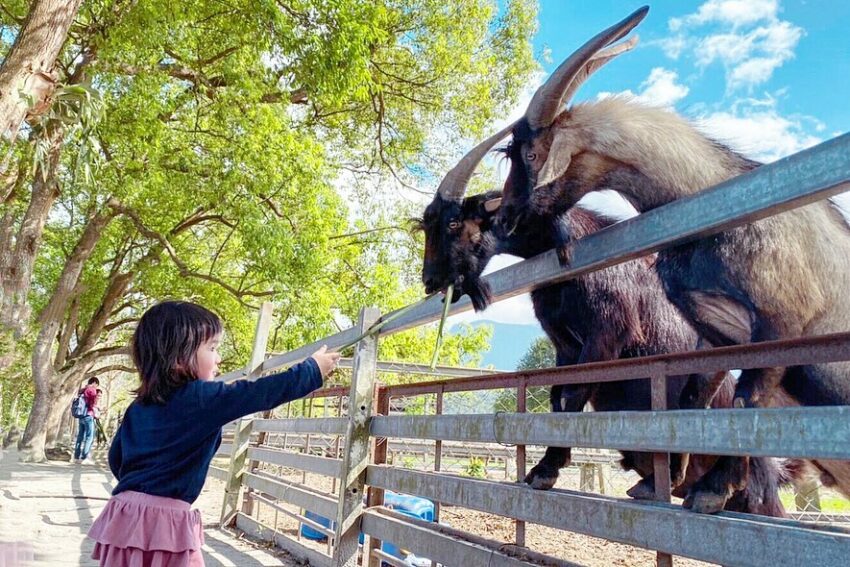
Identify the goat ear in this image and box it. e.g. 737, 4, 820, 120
483, 198, 502, 213
535, 133, 574, 189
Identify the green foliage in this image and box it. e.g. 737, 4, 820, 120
494, 336, 554, 414
1, 0, 539, 418
517, 336, 556, 371
463, 456, 487, 478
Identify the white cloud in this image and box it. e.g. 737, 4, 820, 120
598, 67, 689, 110
665, 1, 803, 92
696, 96, 822, 163
671, 0, 779, 30
636, 68, 690, 108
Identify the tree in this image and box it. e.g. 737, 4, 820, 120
0, 0, 84, 142
494, 336, 554, 414
2, 0, 539, 460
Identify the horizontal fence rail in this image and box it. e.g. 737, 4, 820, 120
242, 472, 338, 519
371, 407, 850, 459
252, 417, 348, 435
380, 332, 850, 397
247, 447, 343, 478
361, 508, 581, 567
367, 466, 850, 567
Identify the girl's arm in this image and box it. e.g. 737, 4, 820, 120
199, 358, 322, 426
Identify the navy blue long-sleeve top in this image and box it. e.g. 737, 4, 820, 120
108, 358, 321, 503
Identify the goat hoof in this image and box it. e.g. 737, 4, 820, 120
686, 490, 728, 514
733, 396, 746, 409
626, 479, 656, 500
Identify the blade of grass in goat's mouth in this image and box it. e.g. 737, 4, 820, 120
429, 284, 454, 370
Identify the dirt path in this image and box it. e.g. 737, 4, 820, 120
0, 448, 300, 567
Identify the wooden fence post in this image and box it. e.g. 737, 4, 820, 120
220, 302, 274, 526
332, 307, 380, 567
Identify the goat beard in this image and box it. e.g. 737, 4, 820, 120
462, 277, 492, 312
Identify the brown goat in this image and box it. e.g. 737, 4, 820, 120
486, 7, 850, 513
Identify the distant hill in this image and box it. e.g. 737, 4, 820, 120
461, 320, 545, 371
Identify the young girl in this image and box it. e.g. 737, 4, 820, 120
87, 300, 340, 566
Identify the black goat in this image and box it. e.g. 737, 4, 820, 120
420, 188, 790, 516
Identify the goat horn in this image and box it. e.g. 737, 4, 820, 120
525, 6, 648, 130
557, 35, 639, 111
437, 122, 516, 202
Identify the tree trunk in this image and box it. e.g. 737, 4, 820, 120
0, 123, 64, 338
18, 376, 51, 461
44, 388, 73, 447
18, 204, 117, 461
0, 0, 84, 141
9, 394, 20, 425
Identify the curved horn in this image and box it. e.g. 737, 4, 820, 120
558, 35, 639, 111
437, 121, 516, 202
526, 6, 648, 130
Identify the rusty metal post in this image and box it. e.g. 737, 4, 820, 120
651, 371, 673, 567
367, 386, 391, 567
332, 307, 380, 567
221, 302, 273, 525
429, 387, 445, 567
515, 380, 527, 548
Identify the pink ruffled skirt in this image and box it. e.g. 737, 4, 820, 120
88, 491, 205, 567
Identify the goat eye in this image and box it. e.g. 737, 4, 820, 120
526, 151, 537, 162
448, 221, 461, 230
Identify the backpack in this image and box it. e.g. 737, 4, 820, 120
71, 392, 88, 418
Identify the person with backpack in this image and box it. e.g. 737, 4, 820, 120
73, 377, 100, 464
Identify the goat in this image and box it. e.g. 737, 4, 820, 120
487, 6, 850, 513
419, 185, 790, 516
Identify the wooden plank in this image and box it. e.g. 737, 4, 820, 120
332, 307, 381, 567
247, 447, 343, 478
243, 472, 337, 519
248, 493, 335, 538
362, 508, 582, 567
370, 406, 850, 459
366, 466, 850, 567
236, 513, 332, 567
252, 417, 348, 435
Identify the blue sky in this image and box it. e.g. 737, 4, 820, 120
454, 0, 850, 368
534, 0, 849, 160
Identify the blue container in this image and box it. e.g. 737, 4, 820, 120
300, 510, 333, 540
377, 492, 435, 563
299, 491, 435, 563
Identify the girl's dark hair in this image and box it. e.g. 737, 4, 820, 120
132, 301, 222, 405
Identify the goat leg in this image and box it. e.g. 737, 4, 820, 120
524, 384, 594, 490
684, 455, 751, 514
734, 366, 784, 408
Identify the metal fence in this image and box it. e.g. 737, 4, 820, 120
213, 132, 850, 567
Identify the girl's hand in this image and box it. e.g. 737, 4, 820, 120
311, 345, 341, 379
